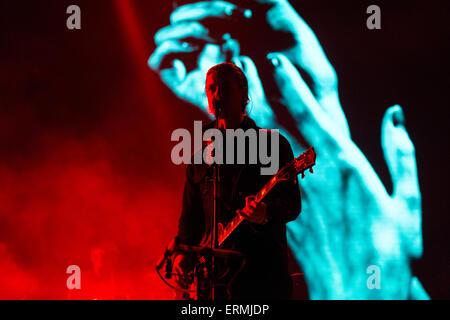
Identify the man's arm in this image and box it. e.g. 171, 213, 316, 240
177, 164, 205, 245
265, 134, 302, 224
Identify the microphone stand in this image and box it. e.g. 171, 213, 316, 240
210, 103, 223, 300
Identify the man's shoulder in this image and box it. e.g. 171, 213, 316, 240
277, 132, 291, 148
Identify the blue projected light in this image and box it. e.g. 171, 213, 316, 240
149, 0, 428, 299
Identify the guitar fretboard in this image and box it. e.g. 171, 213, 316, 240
217, 173, 280, 246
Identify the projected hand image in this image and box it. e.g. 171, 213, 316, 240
149, 0, 428, 299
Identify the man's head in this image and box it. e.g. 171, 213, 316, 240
206, 63, 249, 127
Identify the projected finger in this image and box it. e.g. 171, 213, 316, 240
381, 105, 422, 257
154, 21, 217, 46
159, 59, 186, 85
170, 1, 251, 25
381, 105, 421, 208
267, 52, 340, 149
148, 40, 199, 71
233, 56, 275, 128
267, 2, 349, 135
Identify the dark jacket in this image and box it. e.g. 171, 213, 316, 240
177, 116, 301, 299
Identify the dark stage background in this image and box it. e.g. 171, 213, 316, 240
0, 0, 449, 299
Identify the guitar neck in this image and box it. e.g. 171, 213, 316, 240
217, 174, 280, 246
216, 147, 315, 247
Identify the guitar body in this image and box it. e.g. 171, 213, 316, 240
184, 223, 244, 300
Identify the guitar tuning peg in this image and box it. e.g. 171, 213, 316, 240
309, 168, 313, 173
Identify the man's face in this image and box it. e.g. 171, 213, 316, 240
206, 73, 244, 123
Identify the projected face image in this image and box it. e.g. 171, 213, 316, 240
149, 0, 428, 299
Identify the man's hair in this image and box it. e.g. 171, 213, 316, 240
206, 62, 249, 111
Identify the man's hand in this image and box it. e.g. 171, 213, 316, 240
238, 196, 268, 225
172, 253, 192, 289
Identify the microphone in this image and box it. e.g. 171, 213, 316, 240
213, 100, 226, 130
213, 99, 224, 114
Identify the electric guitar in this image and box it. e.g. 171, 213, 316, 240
214, 146, 316, 247
176, 147, 316, 299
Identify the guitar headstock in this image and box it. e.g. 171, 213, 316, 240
277, 147, 316, 181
